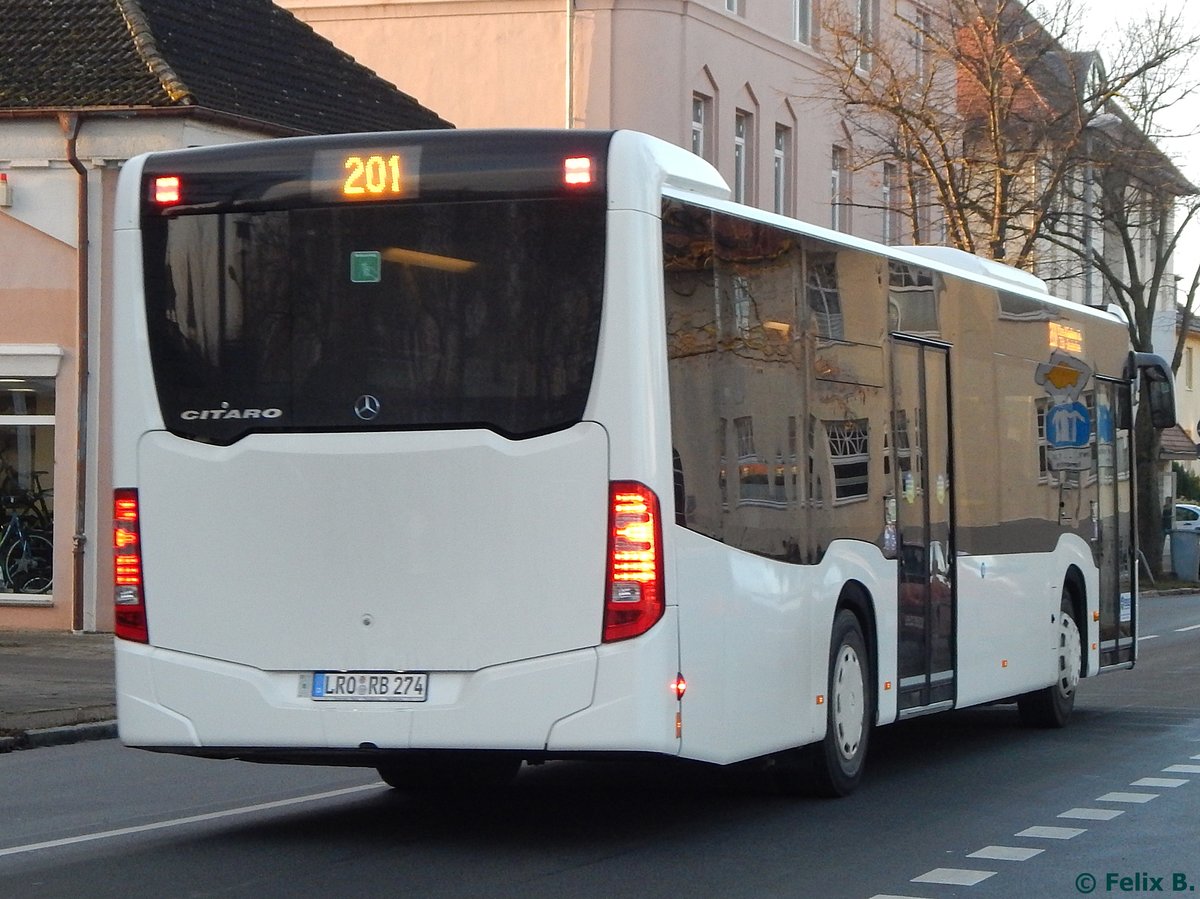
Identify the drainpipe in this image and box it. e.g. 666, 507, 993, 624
59, 112, 89, 633
565, 0, 573, 128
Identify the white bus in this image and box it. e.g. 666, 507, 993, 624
111, 130, 1175, 796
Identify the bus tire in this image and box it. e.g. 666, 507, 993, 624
377, 751, 522, 795
772, 609, 872, 797
1017, 594, 1081, 729
814, 610, 872, 795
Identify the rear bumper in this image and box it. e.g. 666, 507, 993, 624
115, 608, 681, 759
117, 641, 595, 751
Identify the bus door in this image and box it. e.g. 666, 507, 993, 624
892, 338, 956, 712
1093, 378, 1136, 668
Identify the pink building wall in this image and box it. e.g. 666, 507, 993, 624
0, 216, 77, 630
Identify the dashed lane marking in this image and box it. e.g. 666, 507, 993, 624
1058, 807, 1124, 821
1096, 791, 1159, 803
967, 846, 1044, 861
1015, 825, 1086, 839
870, 751, 1196, 897
1132, 777, 1189, 788
911, 868, 997, 886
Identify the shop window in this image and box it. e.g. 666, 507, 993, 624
0, 377, 55, 597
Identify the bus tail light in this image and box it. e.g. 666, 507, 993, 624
113, 488, 149, 643
563, 156, 593, 186
153, 175, 181, 206
603, 481, 664, 642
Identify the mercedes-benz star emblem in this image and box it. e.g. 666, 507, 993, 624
354, 394, 381, 421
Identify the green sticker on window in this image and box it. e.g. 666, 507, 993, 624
350, 251, 381, 283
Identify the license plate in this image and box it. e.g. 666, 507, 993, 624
309, 671, 428, 702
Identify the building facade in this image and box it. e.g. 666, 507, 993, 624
277, 0, 1196, 496
278, 0, 935, 246
0, 0, 448, 632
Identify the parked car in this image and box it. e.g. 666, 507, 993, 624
1174, 503, 1200, 532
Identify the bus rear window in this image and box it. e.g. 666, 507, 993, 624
141, 197, 605, 444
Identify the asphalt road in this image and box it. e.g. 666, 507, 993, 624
2, 595, 1197, 899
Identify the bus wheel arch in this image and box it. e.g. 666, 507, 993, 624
1062, 567, 1088, 676
1017, 574, 1083, 728
777, 585, 873, 796
769, 583, 877, 797
835, 581, 878, 688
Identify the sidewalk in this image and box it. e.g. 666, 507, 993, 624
0, 630, 116, 752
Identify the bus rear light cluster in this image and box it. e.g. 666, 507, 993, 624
603, 481, 664, 642
113, 488, 149, 643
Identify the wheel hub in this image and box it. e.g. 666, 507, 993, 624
1057, 612, 1082, 698
833, 644, 865, 760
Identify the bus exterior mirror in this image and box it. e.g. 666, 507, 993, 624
1126, 352, 1176, 430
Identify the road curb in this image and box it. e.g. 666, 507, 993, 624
0, 720, 117, 753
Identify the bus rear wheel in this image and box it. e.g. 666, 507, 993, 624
1017, 594, 1081, 728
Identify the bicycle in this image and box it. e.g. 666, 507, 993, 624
0, 465, 52, 527
0, 489, 53, 595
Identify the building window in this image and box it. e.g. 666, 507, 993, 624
735, 415, 755, 460
888, 261, 939, 335
913, 8, 931, 84
808, 416, 824, 507
827, 419, 870, 503
725, 0, 742, 14
914, 172, 933, 244
857, 0, 876, 72
794, 0, 812, 44
735, 415, 771, 505
691, 94, 712, 161
831, 145, 850, 232
734, 111, 752, 204
1187, 346, 1194, 390
883, 162, 901, 244
731, 274, 752, 338
885, 409, 913, 478
807, 253, 843, 340
774, 125, 791, 214
0, 377, 55, 598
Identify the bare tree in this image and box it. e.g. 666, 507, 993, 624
809, 0, 1200, 575
1026, 5, 1200, 577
